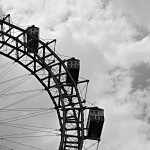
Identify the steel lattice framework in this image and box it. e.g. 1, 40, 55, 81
0, 14, 89, 150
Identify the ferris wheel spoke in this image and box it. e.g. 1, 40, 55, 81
0, 75, 31, 96
0, 74, 30, 85
0, 122, 59, 134
0, 15, 105, 150
0, 90, 44, 110
1, 134, 60, 139
0, 61, 12, 69
0, 107, 52, 112
0, 129, 59, 137
0, 122, 59, 131
0, 88, 44, 97
1, 110, 55, 123
0, 63, 17, 79
0, 144, 13, 150
1, 138, 43, 150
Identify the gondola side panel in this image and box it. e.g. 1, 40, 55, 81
26, 25, 39, 53
86, 108, 104, 140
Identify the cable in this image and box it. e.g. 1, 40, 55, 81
0, 74, 31, 96
0, 144, 12, 150
1, 138, 43, 150
0, 62, 16, 80
1, 110, 55, 123
0, 107, 53, 112
84, 141, 98, 150
0, 122, 58, 131
0, 122, 58, 134
0, 90, 43, 110
86, 100, 97, 107
0, 61, 12, 70
0, 88, 44, 97
0, 130, 60, 139
1, 134, 60, 139
96, 141, 100, 150
0, 74, 30, 85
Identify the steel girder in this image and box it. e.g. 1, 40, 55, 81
0, 15, 85, 150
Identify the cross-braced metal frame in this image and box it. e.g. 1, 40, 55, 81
0, 14, 88, 150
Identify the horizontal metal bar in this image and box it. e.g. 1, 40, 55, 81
65, 145, 78, 148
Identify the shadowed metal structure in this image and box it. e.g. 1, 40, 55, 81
0, 14, 104, 150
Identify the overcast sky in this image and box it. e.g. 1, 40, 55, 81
0, 0, 150, 150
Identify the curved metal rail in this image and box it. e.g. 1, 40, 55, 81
0, 15, 85, 150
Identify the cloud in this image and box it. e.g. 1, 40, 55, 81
0, 0, 150, 150
114, 0, 150, 31
99, 98, 150, 150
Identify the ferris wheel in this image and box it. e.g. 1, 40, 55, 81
0, 14, 104, 150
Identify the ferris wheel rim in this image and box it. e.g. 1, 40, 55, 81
0, 16, 85, 150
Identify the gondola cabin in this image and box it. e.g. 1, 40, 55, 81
66, 58, 80, 83
26, 25, 39, 53
86, 107, 104, 140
